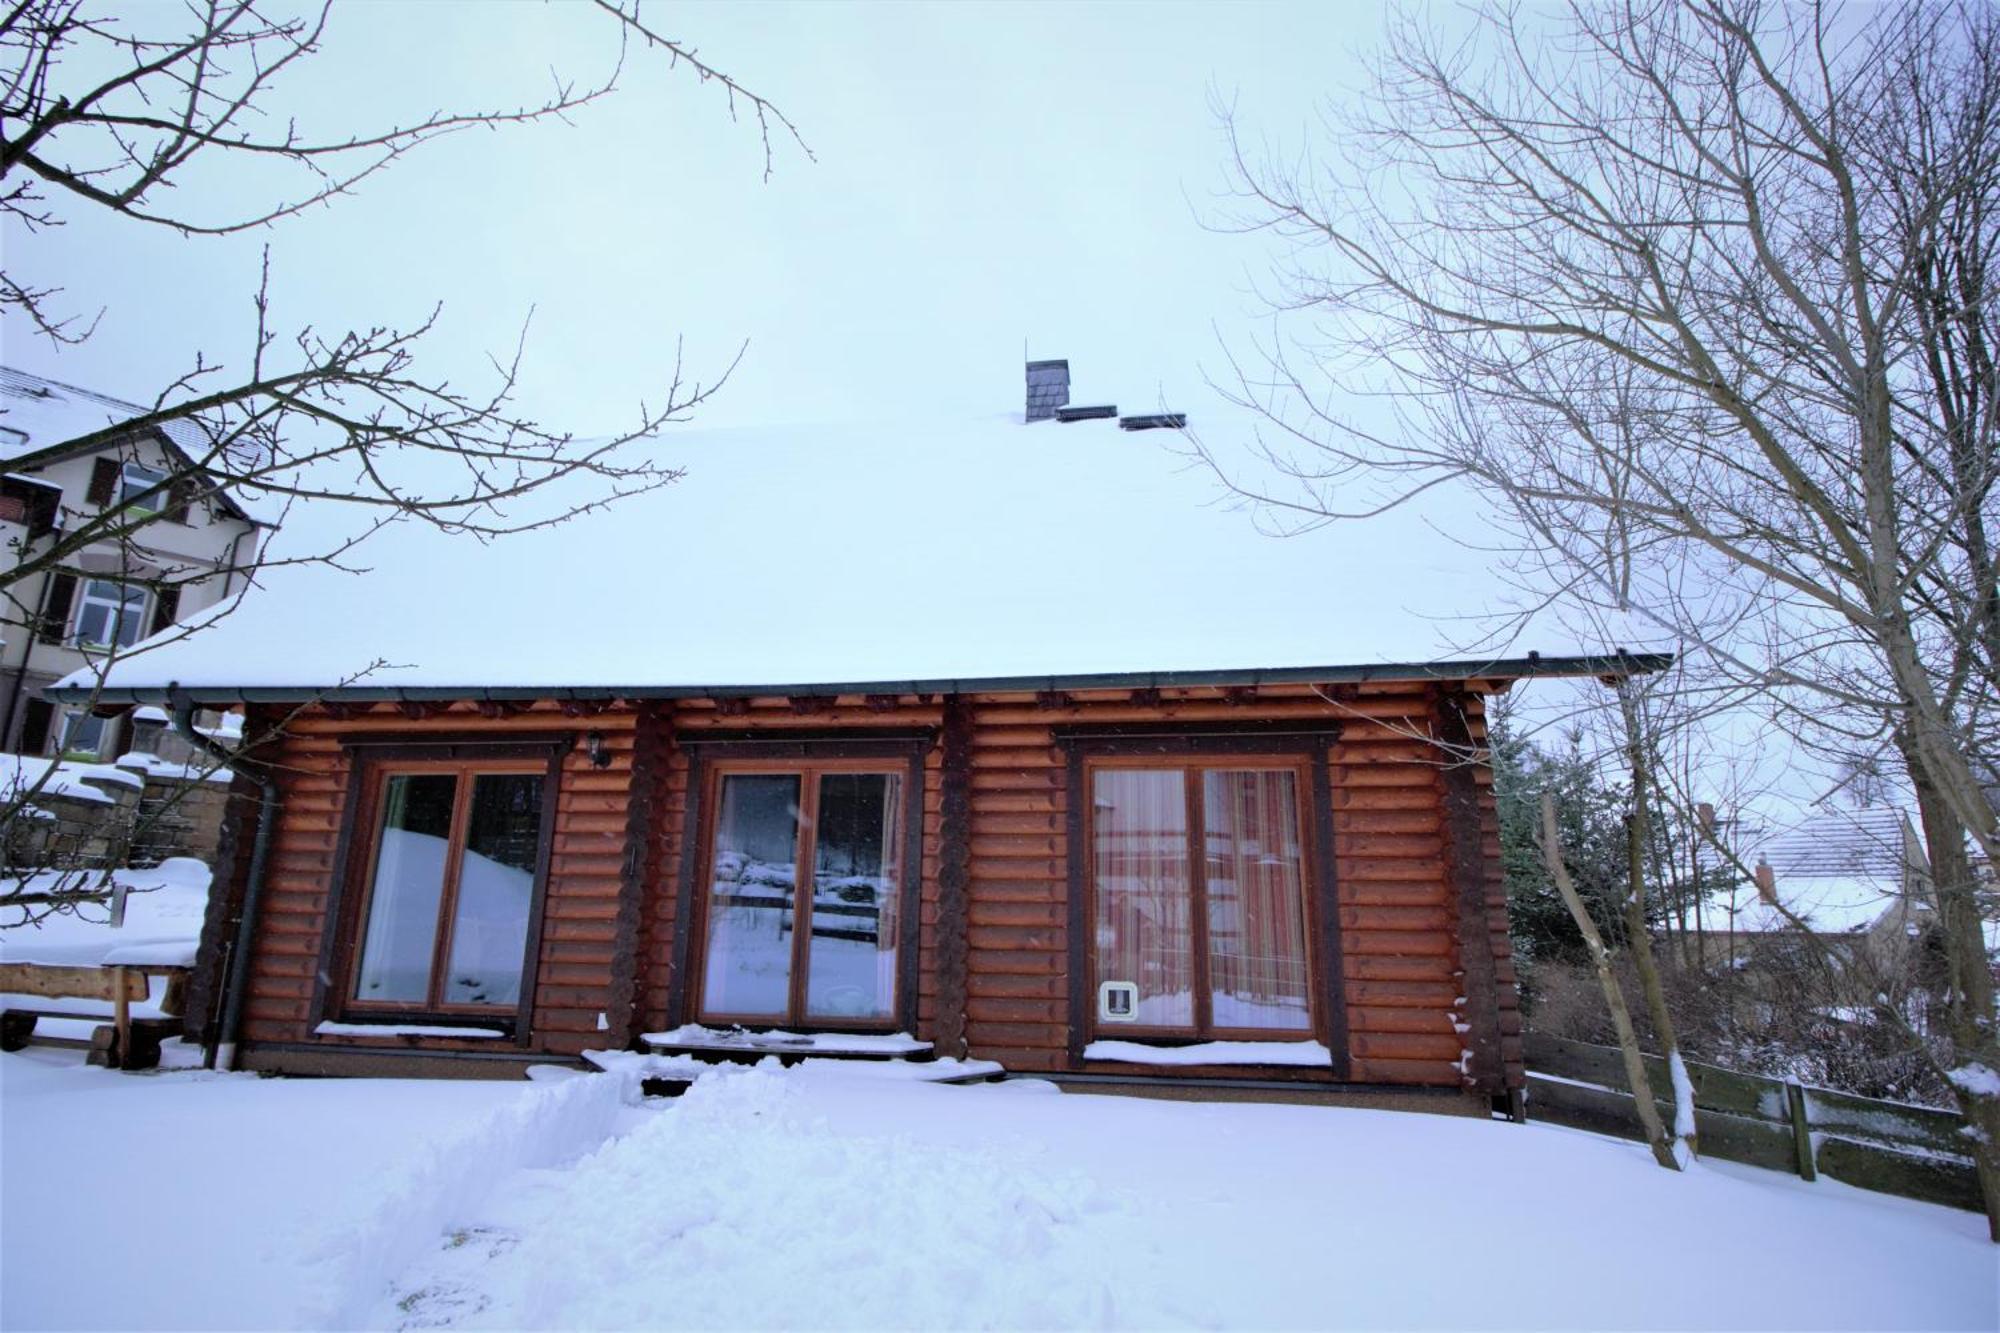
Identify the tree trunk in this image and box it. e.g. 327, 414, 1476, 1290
1541, 791, 1681, 1170
1900, 735, 2000, 1242
1617, 685, 1697, 1164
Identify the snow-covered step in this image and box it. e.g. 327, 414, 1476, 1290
583, 1048, 1003, 1085
638, 1024, 933, 1060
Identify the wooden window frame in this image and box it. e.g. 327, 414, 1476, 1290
1058, 725, 1350, 1075
668, 734, 927, 1036
315, 738, 565, 1042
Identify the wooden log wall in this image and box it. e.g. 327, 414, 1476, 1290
229, 682, 1522, 1091
236, 701, 642, 1058
636, 695, 946, 1039
952, 682, 1522, 1087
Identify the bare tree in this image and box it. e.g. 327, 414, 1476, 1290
1, 1, 805, 915
1204, 0, 2000, 1235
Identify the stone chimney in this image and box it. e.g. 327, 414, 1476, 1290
1754, 859, 1778, 905
1026, 359, 1069, 422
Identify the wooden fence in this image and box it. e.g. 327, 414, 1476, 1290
1524, 1031, 1981, 1212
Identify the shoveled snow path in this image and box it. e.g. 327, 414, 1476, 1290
374, 1064, 1993, 1331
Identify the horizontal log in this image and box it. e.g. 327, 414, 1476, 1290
1344, 954, 1457, 982
1337, 905, 1454, 932
967, 948, 1064, 977
1337, 929, 1455, 959
967, 883, 1063, 908
965, 996, 1066, 1024
968, 748, 1061, 772
1347, 1005, 1454, 1036
969, 973, 1068, 1000
1345, 1055, 1459, 1085
1349, 1031, 1463, 1062
969, 900, 1066, 928
965, 1020, 1066, 1047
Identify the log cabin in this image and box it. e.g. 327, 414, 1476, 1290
52, 360, 1668, 1114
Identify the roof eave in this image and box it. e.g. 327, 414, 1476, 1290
49, 651, 1675, 707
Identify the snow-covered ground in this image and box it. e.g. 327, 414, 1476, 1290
2, 1051, 1992, 1331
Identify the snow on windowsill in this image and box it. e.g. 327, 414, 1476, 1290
313, 1021, 507, 1040
640, 1024, 933, 1057
1082, 1039, 1334, 1068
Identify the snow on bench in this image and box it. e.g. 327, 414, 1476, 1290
1082, 1039, 1335, 1067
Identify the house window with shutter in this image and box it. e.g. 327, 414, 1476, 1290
117, 462, 168, 514
70, 578, 150, 650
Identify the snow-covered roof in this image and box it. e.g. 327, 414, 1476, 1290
0, 366, 265, 523
1705, 805, 1920, 935
56, 412, 1665, 700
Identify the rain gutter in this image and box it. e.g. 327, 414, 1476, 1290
51, 651, 1675, 708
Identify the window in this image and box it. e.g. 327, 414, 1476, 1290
57, 708, 111, 760
1087, 759, 1315, 1038
696, 760, 909, 1026
117, 462, 167, 513
71, 578, 148, 649
344, 758, 550, 1013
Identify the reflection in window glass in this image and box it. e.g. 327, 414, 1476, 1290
59, 709, 108, 759
806, 772, 902, 1020
355, 773, 458, 1003
702, 773, 801, 1018
119, 462, 167, 510
442, 772, 542, 1006
1204, 770, 1311, 1031
1092, 769, 1194, 1028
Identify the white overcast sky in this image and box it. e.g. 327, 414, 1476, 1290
3, 1, 1405, 434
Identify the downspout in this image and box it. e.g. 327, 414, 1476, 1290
170, 686, 279, 1072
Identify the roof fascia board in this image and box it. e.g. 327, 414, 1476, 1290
50, 652, 1675, 707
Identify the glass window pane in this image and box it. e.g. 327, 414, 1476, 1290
355, 773, 458, 1004
702, 773, 801, 1018
1204, 770, 1312, 1032
1092, 769, 1193, 1028
61, 711, 106, 757
442, 772, 542, 1006
806, 772, 902, 1021
74, 599, 111, 645
119, 464, 166, 506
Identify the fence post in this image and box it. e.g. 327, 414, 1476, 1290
1785, 1079, 1816, 1181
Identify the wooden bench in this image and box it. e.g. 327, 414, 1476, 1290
0, 963, 188, 1070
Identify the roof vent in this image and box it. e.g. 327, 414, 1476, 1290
1026, 359, 1070, 422
1118, 413, 1187, 432
1054, 404, 1117, 423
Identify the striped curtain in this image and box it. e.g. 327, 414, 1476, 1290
1091, 769, 1193, 1027
1203, 770, 1311, 1031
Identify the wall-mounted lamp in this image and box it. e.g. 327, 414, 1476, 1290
584, 730, 611, 769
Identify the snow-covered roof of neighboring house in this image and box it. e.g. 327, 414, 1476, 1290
50, 411, 1668, 702
1704, 805, 1921, 935
0, 366, 268, 524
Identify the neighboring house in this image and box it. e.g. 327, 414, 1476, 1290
1, 366, 265, 761
1703, 804, 1935, 947
50, 358, 1668, 1111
